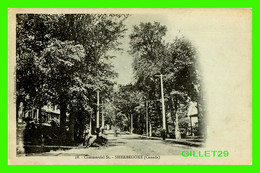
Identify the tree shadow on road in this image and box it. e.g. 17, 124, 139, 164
107, 141, 126, 147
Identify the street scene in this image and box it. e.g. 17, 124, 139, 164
15, 12, 205, 157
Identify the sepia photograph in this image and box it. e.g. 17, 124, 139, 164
8, 8, 252, 165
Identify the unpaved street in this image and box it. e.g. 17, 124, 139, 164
25, 133, 197, 157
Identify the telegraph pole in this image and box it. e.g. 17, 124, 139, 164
155, 74, 167, 140
146, 100, 149, 136
89, 112, 92, 135
101, 101, 105, 129
96, 90, 100, 138
155, 74, 166, 130
149, 121, 152, 137
130, 114, 133, 134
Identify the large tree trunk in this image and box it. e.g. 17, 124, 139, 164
197, 101, 205, 137
166, 116, 169, 137
60, 102, 67, 135
36, 105, 43, 145
175, 111, 181, 140
16, 95, 22, 124
174, 97, 181, 140
169, 97, 180, 139
16, 103, 19, 124
69, 108, 75, 143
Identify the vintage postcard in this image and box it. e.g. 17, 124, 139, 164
8, 8, 252, 165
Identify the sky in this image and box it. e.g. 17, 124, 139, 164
110, 13, 184, 85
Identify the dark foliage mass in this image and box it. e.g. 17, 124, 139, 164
113, 22, 205, 139
16, 14, 128, 144
16, 15, 205, 147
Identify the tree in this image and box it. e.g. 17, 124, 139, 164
52, 14, 128, 138
16, 14, 59, 124
114, 84, 146, 134
16, 14, 129, 143
129, 22, 203, 139
115, 112, 128, 131
103, 101, 116, 129
37, 39, 85, 133
170, 91, 189, 139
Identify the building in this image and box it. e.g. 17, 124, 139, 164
187, 101, 199, 135
18, 103, 61, 125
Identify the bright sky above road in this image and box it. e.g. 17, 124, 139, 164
110, 9, 251, 89
110, 13, 183, 86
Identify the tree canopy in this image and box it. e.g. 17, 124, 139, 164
128, 22, 204, 138
16, 14, 128, 143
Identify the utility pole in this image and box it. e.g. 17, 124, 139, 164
101, 101, 105, 134
155, 74, 166, 130
101, 101, 105, 129
130, 114, 133, 134
149, 121, 152, 137
96, 90, 100, 138
89, 112, 92, 135
146, 100, 149, 136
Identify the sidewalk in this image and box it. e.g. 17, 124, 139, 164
139, 135, 204, 147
